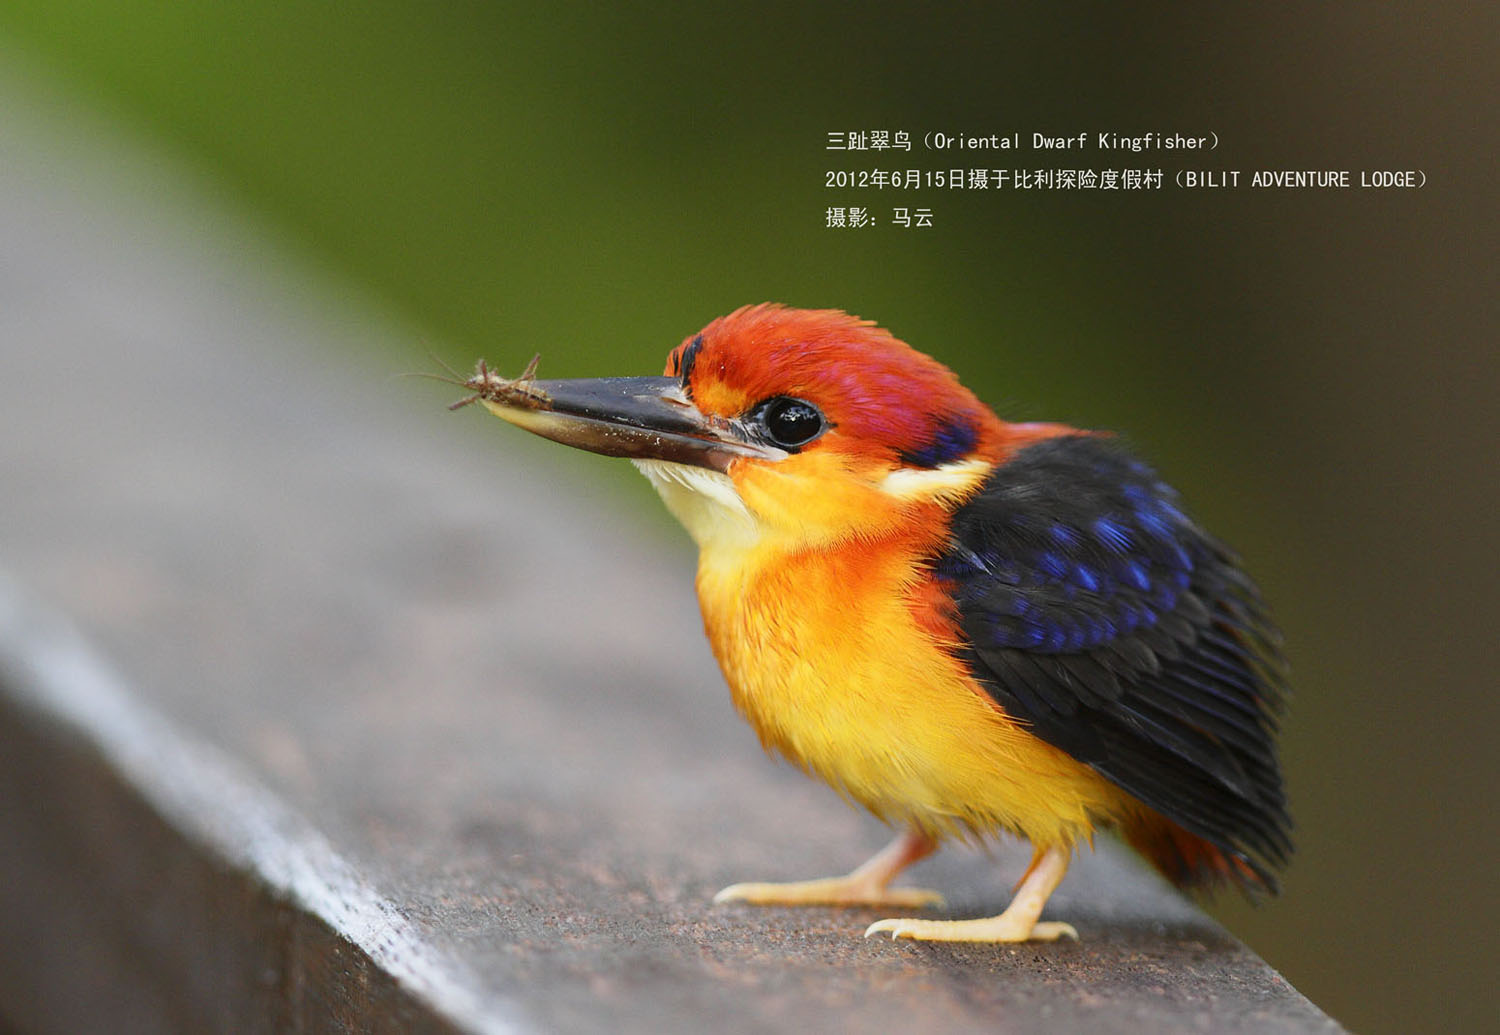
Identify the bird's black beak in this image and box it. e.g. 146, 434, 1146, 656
454, 360, 783, 472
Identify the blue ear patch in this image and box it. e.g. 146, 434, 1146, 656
899, 415, 978, 468
676, 334, 703, 393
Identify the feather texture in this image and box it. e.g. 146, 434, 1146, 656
936, 434, 1292, 888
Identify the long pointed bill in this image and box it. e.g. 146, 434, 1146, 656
454, 360, 783, 472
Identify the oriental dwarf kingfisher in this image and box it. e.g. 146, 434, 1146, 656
455, 304, 1291, 943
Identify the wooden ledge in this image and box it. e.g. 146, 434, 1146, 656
0, 73, 1341, 1034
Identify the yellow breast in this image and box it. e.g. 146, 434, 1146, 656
635, 457, 1134, 847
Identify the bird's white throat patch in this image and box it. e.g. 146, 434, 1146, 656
632, 459, 761, 551
634, 455, 992, 557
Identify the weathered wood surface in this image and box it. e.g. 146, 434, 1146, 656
0, 79, 1342, 1033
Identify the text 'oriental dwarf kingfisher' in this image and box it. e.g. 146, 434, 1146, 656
453, 304, 1291, 942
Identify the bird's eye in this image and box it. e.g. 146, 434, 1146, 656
753, 396, 826, 449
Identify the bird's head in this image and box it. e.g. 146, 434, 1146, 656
468, 304, 1068, 554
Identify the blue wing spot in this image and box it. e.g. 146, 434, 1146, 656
1119, 559, 1152, 592
1093, 517, 1132, 552
1071, 563, 1100, 592
1135, 509, 1172, 539
1015, 622, 1047, 648
987, 615, 1051, 649
1048, 523, 1081, 546
1038, 551, 1069, 578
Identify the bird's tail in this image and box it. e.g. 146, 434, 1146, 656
1123, 811, 1278, 896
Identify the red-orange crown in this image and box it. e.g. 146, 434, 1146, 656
665, 304, 1010, 468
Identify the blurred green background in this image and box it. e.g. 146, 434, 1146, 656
1, 4, 1492, 1032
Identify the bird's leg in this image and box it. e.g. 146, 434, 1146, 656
864, 844, 1078, 942
714, 829, 944, 909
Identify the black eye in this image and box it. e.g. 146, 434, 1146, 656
754, 396, 826, 449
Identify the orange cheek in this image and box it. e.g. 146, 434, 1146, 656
692, 378, 755, 419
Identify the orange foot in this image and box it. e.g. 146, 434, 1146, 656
866, 843, 1078, 943
714, 829, 943, 909
864, 916, 1077, 942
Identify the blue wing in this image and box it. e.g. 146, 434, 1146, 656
937, 435, 1292, 887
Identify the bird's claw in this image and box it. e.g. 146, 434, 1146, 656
863, 916, 1079, 943
713, 879, 945, 910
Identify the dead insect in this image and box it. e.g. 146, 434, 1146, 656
406, 354, 548, 411
450, 354, 548, 411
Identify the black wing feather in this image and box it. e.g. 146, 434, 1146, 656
938, 435, 1292, 885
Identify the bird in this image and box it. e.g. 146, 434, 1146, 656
453, 303, 1291, 942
